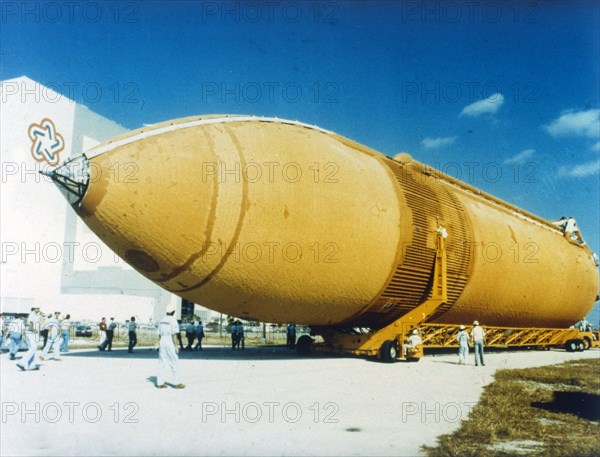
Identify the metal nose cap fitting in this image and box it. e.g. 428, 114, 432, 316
40, 154, 90, 206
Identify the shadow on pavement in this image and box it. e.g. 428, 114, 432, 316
61, 346, 339, 361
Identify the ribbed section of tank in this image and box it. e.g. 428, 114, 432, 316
51, 115, 598, 328
350, 156, 599, 329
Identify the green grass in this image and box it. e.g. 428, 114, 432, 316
422, 358, 600, 457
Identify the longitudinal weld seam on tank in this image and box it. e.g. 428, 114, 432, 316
349, 159, 472, 328
158, 129, 221, 284
173, 126, 249, 293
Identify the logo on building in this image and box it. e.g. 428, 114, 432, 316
28, 118, 65, 166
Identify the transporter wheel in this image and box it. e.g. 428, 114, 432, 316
577, 341, 585, 352
565, 340, 577, 352
296, 335, 313, 356
380, 340, 398, 363
583, 338, 591, 350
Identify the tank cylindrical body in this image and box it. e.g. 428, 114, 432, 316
63, 115, 598, 329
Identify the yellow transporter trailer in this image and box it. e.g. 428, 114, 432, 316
418, 324, 598, 352
300, 326, 599, 362
300, 310, 599, 362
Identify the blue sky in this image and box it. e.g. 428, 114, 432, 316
2, 2, 599, 285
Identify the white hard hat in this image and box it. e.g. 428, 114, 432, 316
412, 329, 418, 335
473, 320, 479, 325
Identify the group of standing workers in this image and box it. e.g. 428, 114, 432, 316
97, 317, 118, 351
456, 321, 486, 366
182, 319, 205, 351
405, 321, 486, 366
0, 305, 186, 388
3, 306, 214, 389
97, 316, 138, 353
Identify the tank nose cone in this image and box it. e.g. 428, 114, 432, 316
41, 155, 90, 205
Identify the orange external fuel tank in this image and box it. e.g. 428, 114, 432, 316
47, 115, 599, 329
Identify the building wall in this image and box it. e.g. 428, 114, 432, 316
0, 76, 181, 323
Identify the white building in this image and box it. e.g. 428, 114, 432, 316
0, 76, 214, 323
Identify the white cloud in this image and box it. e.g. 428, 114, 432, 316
558, 160, 600, 178
460, 93, 505, 117
545, 109, 600, 138
504, 148, 535, 164
592, 141, 600, 152
421, 136, 457, 149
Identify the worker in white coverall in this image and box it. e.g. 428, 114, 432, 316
17, 307, 41, 371
156, 305, 185, 389
404, 329, 422, 355
456, 324, 469, 365
40, 311, 61, 361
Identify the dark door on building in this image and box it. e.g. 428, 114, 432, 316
181, 299, 195, 320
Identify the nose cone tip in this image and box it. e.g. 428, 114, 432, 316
43, 154, 91, 205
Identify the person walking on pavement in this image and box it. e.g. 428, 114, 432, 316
176, 320, 185, 351
185, 320, 195, 351
8, 317, 24, 360
194, 320, 205, 351
39, 312, 49, 349
236, 320, 245, 350
60, 314, 71, 352
99, 317, 117, 351
471, 320, 486, 366
40, 311, 61, 361
156, 304, 185, 389
456, 325, 469, 365
128, 317, 138, 353
105, 317, 116, 351
98, 317, 107, 349
286, 324, 297, 349
17, 307, 42, 371
230, 320, 238, 350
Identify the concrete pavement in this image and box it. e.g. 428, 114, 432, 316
1, 346, 598, 456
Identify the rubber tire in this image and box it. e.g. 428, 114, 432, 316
583, 338, 591, 350
380, 340, 398, 363
577, 341, 585, 352
296, 335, 313, 356
565, 340, 577, 352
